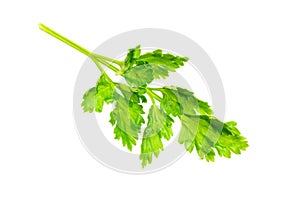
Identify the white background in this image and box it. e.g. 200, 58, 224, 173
1, 0, 299, 199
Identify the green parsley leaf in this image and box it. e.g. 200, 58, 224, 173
109, 84, 145, 151
81, 87, 98, 112
158, 115, 174, 140
181, 115, 248, 162
140, 104, 174, 167
178, 115, 200, 150
214, 122, 249, 158
123, 46, 188, 84
198, 100, 213, 115
161, 86, 213, 116
160, 87, 182, 117
160, 86, 246, 162
124, 45, 141, 69
138, 49, 188, 79
81, 74, 115, 113
182, 115, 221, 161
95, 73, 115, 104
123, 64, 154, 87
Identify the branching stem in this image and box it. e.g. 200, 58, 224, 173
39, 23, 122, 72
146, 89, 162, 103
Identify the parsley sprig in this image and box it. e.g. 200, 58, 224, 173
39, 24, 248, 167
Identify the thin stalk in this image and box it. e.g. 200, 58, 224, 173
94, 56, 119, 72
147, 92, 155, 104
93, 54, 124, 66
39, 23, 121, 73
146, 89, 162, 102
89, 56, 114, 83
39, 23, 91, 56
148, 87, 163, 92
89, 56, 105, 73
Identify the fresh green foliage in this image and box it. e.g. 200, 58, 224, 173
109, 84, 145, 151
122, 45, 188, 86
140, 104, 174, 167
39, 23, 249, 168
81, 87, 97, 112
81, 74, 115, 112
136, 48, 188, 79
124, 64, 154, 87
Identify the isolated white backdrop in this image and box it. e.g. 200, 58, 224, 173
1, 0, 300, 199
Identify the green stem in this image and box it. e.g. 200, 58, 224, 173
39, 23, 122, 73
89, 56, 105, 73
93, 54, 124, 66
94, 56, 119, 72
39, 23, 91, 56
146, 89, 162, 102
147, 92, 155, 104
89, 56, 114, 83
148, 87, 163, 92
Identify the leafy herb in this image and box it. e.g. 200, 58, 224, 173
109, 84, 145, 151
39, 23, 249, 168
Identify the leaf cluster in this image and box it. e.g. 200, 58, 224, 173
39, 24, 249, 168
81, 46, 249, 167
